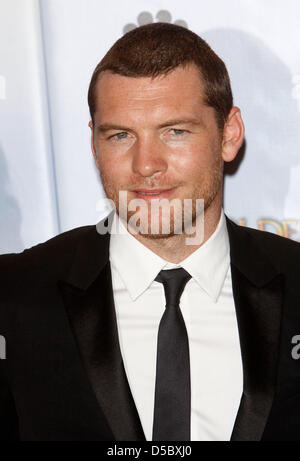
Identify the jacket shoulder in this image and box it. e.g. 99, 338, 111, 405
0, 225, 100, 283
227, 218, 300, 272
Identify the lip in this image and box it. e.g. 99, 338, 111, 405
131, 188, 177, 200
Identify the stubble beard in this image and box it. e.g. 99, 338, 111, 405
99, 156, 223, 240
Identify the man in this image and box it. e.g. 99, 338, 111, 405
0, 23, 300, 442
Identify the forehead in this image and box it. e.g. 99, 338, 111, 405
94, 65, 207, 122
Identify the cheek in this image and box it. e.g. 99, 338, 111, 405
98, 150, 131, 186
170, 141, 218, 179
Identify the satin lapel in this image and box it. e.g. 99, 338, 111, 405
59, 217, 145, 441
230, 266, 284, 441
226, 218, 284, 441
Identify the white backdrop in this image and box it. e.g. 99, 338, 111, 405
0, 0, 300, 254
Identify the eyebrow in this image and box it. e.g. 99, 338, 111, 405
157, 118, 202, 129
97, 124, 131, 133
96, 118, 202, 134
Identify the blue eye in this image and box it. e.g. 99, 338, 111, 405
108, 132, 129, 141
172, 129, 185, 135
113, 132, 128, 139
169, 129, 189, 137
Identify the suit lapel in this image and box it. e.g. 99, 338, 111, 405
226, 218, 284, 441
58, 213, 284, 441
59, 216, 145, 441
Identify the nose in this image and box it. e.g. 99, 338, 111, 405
131, 135, 168, 178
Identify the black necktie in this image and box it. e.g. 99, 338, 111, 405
152, 268, 192, 441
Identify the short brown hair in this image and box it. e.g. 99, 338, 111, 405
88, 23, 233, 130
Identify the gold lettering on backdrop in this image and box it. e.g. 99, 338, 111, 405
282, 221, 298, 239
258, 220, 284, 236
237, 219, 300, 240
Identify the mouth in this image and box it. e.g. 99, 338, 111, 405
131, 188, 177, 201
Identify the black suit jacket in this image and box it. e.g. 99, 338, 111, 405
1, 215, 300, 441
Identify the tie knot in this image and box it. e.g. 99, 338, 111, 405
155, 268, 192, 307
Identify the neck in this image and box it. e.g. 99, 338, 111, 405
120, 194, 223, 264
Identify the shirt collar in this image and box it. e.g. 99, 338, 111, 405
109, 211, 229, 302
178, 211, 230, 302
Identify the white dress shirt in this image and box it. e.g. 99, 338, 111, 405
109, 211, 243, 441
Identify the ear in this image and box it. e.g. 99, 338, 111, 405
89, 120, 100, 169
221, 107, 245, 162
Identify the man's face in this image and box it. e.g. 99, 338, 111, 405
91, 64, 224, 237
